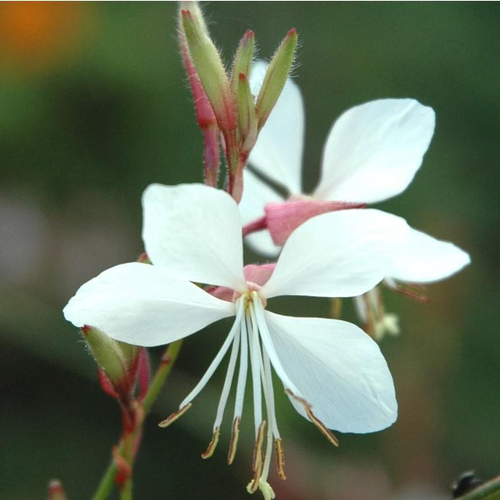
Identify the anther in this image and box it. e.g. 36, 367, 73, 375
285, 390, 339, 447
158, 403, 192, 428
247, 421, 267, 493
275, 438, 286, 480
252, 421, 267, 472
201, 427, 220, 459
227, 417, 241, 465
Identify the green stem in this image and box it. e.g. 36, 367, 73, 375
457, 475, 500, 500
119, 431, 134, 500
90, 340, 183, 500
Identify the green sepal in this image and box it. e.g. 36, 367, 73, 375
237, 73, 258, 154
255, 28, 298, 130
231, 30, 255, 99
81, 325, 128, 386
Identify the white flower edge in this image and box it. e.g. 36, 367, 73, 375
389, 226, 471, 283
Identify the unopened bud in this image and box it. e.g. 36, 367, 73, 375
231, 30, 255, 97
81, 325, 127, 388
181, 8, 236, 134
117, 341, 141, 371
237, 73, 258, 153
255, 29, 298, 130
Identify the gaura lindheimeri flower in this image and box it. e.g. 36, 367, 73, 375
64, 183, 410, 497
240, 62, 470, 339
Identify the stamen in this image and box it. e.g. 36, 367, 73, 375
247, 421, 267, 494
248, 310, 263, 434
252, 294, 303, 398
227, 417, 240, 465
201, 427, 220, 459
252, 421, 267, 472
274, 439, 286, 480
158, 403, 192, 428
213, 328, 241, 429
233, 307, 249, 420
286, 390, 339, 447
262, 350, 280, 439
228, 310, 249, 464
178, 299, 244, 409
259, 349, 281, 484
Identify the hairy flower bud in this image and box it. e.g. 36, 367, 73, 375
237, 73, 258, 154
231, 30, 255, 98
81, 325, 128, 389
180, 8, 236, 134
255, 28, 298, 130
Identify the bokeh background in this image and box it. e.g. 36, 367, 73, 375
1, 2, 499, 499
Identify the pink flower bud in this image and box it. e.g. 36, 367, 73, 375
265, 200, 365, 246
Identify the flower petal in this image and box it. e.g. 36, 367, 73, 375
261, 208, 410, 299
142, 183, 246, 290
240, 169, 283, 258
389, 226, 471, 283
63, 263, 234, 346
248, 60, 305, 194
264, 311, 397, 433
314, 99, 435, 203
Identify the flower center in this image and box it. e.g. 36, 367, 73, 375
232, 281, 267, 308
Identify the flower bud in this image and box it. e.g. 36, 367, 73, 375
237, 73, 258, 154
81, 325, 128, 388
265, 199, 364, 246
180, 7, 236, 134
255, 29, 298, 130
231, 30, 255, 98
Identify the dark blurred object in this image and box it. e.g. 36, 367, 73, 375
452, 471, 483, 498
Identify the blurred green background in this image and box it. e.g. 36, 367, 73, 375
0, 2, 498, 499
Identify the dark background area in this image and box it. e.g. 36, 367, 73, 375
0, 2, 499, 499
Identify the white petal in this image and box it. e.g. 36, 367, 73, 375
264, 311, 397, 433
389, 226, 471, 283
314, 99, 435, 203
63, 263, 234, 347
249, 60, 305, 194
261, 208, 410, 299
142, 183, 246, 290
239, 169, 283, 258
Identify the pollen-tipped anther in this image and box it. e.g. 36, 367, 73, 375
252, 420, 267, 472
201, 426, 220, 459
286, 390, 339, 446
158, 403, 192, 428
275, 438, 286, 480
247, 420, 267, 493
227, 417, 241, 465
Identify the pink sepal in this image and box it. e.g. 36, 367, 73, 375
243, 263, 276, 286
98, 369, 119, 399
265, 200, 365, 246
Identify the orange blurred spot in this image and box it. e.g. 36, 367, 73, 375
0, 2, 95, 73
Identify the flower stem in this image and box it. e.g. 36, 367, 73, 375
91, 340, 183, 500
456, 475, 500, 500
119, 431, 134, 500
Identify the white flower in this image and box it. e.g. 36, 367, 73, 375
64, 183, 408, 495
241, 62, 470, 337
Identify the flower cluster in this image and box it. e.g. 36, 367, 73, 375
63, 3, 470, 499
